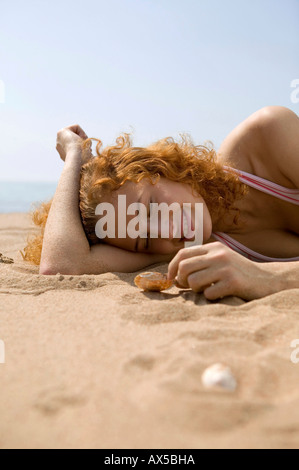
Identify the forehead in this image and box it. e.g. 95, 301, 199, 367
111, 179, 148, 205
109, 176, 183, 204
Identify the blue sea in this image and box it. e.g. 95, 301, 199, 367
0, 181, 58, 213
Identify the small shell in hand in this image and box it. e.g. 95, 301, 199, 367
202, 363, 237, 391
134, 272, 173, 292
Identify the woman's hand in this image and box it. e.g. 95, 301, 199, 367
167, 241, 279, 301
56, 124, 91, 163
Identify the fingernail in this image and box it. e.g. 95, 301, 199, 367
174, 278, 182, 288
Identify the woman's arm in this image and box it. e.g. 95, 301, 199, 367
260, 260, 299, 292
83, 244, 171, 275
40, 125, 170, 276
39, 142, 90, 274
167, 242, 299, 301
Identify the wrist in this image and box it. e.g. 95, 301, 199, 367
65, 144, 83, 163
259, 262, 292, 294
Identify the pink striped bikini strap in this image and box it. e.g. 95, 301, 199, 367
211, 231, 299, 263
222, 165, 299, 205
212, 165, 299, 262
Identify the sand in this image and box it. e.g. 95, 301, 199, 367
0, 212, 299, 449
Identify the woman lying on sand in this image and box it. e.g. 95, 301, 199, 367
23, 106, 299, 301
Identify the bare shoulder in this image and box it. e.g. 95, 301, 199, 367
218, 106, 299, 188
217, 107, 270, 172
257, 106, 299, 188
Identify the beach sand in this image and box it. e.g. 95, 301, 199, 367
0, 212, 299, 449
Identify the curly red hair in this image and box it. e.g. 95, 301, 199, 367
22, 133, 248, 265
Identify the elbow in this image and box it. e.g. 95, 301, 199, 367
39, 263, 83, 276
39, 265, 54, 276
39, 265, 59, 276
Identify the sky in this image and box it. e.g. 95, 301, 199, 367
0, 0, 298, 182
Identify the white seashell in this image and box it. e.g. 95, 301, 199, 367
202, 363, 237, 391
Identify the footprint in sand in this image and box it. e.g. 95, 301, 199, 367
34, 387, 86, 415
124, 354, 156, 373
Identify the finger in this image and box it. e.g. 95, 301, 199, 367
177, 255, 211, 287
174, 276, 211, 290
186, 269, 218, 293
202, 280, 230, 300
174, 277, 189, 289
66, 124, 88, 140
56, 142, 66, 161
167, 245, 208, 280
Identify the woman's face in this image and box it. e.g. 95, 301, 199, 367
98, 177, 212, 255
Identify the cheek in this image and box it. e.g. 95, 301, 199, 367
202, 205, 212, 240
